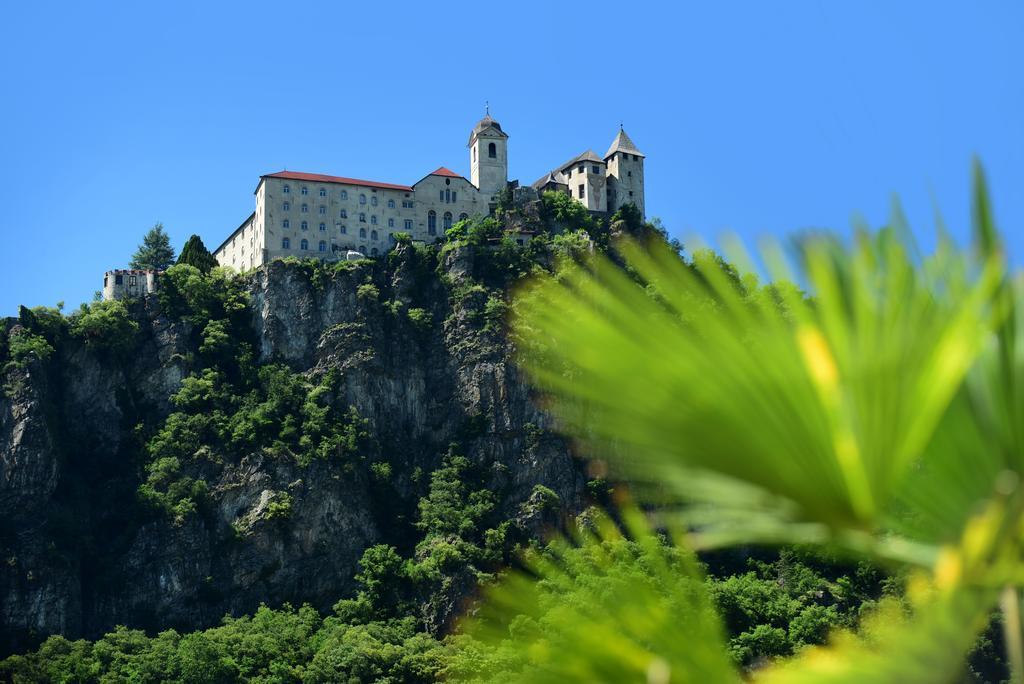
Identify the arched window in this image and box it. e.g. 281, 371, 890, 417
282, 237, 291, 249
370, 215, 377, 225
283, 185, 290, 194
283, 202, 290, 211
282, 219, 290, 228
428, 210, 436, 235
458, 213, 468, 222
488, 142, 496, 158
360, 245, 367, 253
319, 188, 326, 197
301, 187, 309, 195
387, 218, 394, 228
359, 227, 366, 238
371, 230, 378, 241
301, 221, 308, 230
359, 194, 366, 204
443, 212, 453, 230
301, 204, 308, 213
341, 190, 348, 200
318, 240, 327, 252
300, 239, 309, 250
319, 222, 326, 231
371, 196, 378, 206
359, 213, 366, 222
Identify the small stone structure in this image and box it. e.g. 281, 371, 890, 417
103, 269, 161, 301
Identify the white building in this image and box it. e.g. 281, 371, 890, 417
103, 269, 160, 301
213, 115, 645, 270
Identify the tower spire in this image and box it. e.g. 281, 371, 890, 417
485, 100, 490, 117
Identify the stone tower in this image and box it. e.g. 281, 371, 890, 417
604, 127, 645, 217
468, 112, 509, 207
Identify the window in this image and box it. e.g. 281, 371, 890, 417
488, 142, 496, 158
387, 199, 395, 208
319, 205, 326, 215
129, 275, 137, 286
319, 222, 326, 231
341, 225, 347, 234
402, 200, 413, 208
404, 219, 413, 230
566, 169, 571, 178
371, 230, 378, 241
578, 184, 585, 199
282, 219, 290, 228
283, 185, 290, 194
459, 213, 468, 221
319, 188, 326, 197
341, 190, 348, 200
428, 210, 436, 235
301, 239, 309, 250
359, 194, 366, 204
592, 165, 600, 174
629, 191, 634, 197
340, 209, 347, 218
301, 187, 309, 195
445, 189, 451, 203
282, 237, 291, 249
443, 211, 453, 230
301, 204, 308, 213
301, 221, 308, 230
370, 215, 377, 225
371, 196, 378, 206
359, 227, 367, 238
452, 191, 457, 202
473, 147, 477, 161
628, 171, 632, 177
371, 248, 379, 256
319, 240, 327, 252
578, 165, 584, 173
360, 245, 367, 253
283, 202, 291, 211
387, 218, 394, 228
359, 213, 366, 222
440, 190, 444, 202
115, 274, 123, 285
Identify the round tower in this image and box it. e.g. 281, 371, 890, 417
468, 110, 509, 207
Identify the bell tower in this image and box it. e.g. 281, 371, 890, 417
468, 104, 509, 206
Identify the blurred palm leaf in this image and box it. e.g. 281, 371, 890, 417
513, 193, 1003, 560
450, 167, 1024, 683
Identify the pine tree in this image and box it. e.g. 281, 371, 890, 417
177, 234, 218, 273
129, 223, 176, 270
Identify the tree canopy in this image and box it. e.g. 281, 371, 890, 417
176, 234, 218, 273
130, 223, 176, 270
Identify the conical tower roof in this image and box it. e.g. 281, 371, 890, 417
604, 128, 644, 159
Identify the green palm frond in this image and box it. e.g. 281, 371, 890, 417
513, 205, 1003, 559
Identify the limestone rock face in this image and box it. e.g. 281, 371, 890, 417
0, 248, 585, 655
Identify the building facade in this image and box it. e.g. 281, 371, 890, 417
213, 116, 644, 270
103, 269, 160, 301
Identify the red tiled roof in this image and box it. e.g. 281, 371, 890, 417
429, 166, 462, 178
263, 170, 413, 192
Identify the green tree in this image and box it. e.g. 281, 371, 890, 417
130, 222, 176, 270
177, 234, 218, 273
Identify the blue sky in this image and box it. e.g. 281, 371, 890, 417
0, 1, 1021, 315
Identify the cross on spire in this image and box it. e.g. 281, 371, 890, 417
485, 100, 490, 116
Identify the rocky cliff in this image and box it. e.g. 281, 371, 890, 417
0, 244, 586, 656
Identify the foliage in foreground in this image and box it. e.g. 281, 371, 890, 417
463, 164, 1022, 682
